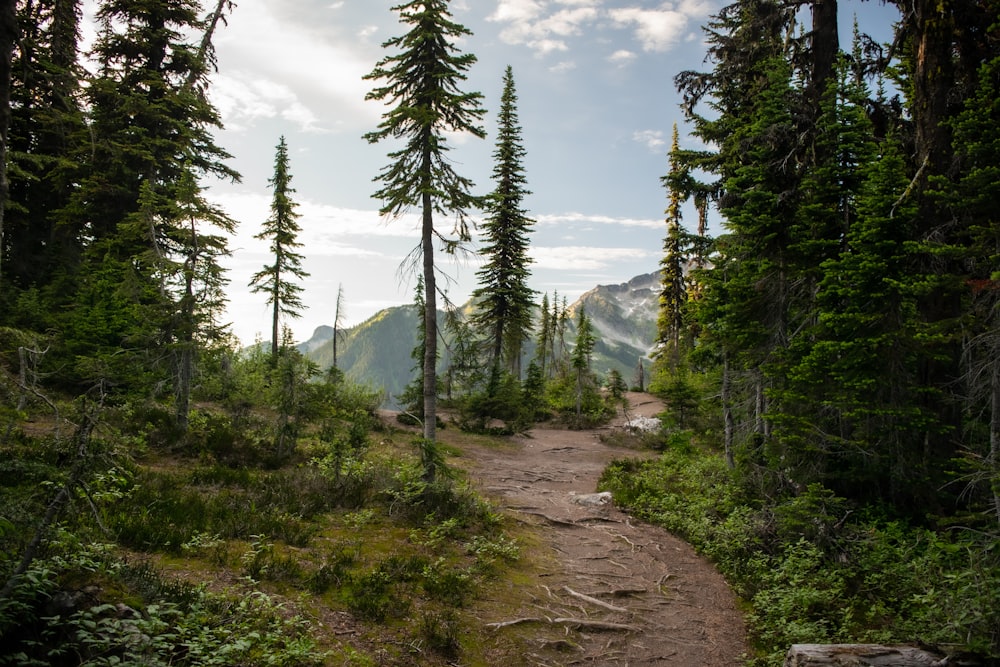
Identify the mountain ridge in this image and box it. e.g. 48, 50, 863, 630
296, 271, 662, 401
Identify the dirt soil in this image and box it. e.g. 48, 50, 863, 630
458, 393, 748, 666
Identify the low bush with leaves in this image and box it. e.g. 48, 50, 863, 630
0, 545, 326, 667
599, 448, 1000, 666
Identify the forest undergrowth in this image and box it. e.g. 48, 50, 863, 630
600, 431, 1000, 666
0, 393, 539, 667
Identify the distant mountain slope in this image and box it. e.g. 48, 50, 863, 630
296, 271, 662, 402
571, 271, 660, 381
301, 306, 421, 403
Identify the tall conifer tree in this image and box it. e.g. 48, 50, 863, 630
949, 49, 1000, 524
250, 136, 309, 361
571, 306, 596, 421
3, 0, 85, 296
534, 292, 552, 378
59, 0, 238, 388
471, 65, 536, 380
0, 0, 16, 289
656, 124, 694, 370
364, 0, 486, 450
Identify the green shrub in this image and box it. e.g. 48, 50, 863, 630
421, 557, 474, 606
345, 569, 402, 622
419, 609, 461, 658
0, 546, 325, 667
599, 448, 1000, 665
305, 541, 359, 594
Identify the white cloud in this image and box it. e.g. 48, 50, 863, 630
608, 49, 637, 66
533, 38, 571, 55
209, 190, 419, 247
211, 2, 378, 133
487, 0, 713, 57
489, 3, 599, 56
633, 129, 666, 152
530, 245, 652, 270
211, 73, 328, 133
608, 2, 711, 52
550, 60, 578, 74
489, 0, 545, 23
537, 212, 662, 230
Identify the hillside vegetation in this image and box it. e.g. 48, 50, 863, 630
0, 360, 535, 666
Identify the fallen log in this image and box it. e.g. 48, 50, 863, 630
784, 644, 948, 666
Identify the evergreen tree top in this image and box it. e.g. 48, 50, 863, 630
363, 0, 487, 245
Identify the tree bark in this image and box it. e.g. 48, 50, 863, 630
991, 353, 1000, 527
907, 0, 955, 181
0, 0, 16, 288
722, 352, 735, 468
421, 147, 438, 455
270, 274, 280, 360
809, 0, 838, 108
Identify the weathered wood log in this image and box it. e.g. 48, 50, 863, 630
784, 644, 948, 666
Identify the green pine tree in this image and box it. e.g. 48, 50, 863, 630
805, 125, 927, 503
364, 0, 486, 453
655, 124, 696, 371
471, 65, 537, 381
59, 0, 238, 391
571, 306, 596, 421
249, 136, 309, 361
947, 48, 1000, 524
534, 292, 552, 378
2, 0, 85, 299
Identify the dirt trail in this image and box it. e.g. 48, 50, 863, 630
461, 393, 748, 666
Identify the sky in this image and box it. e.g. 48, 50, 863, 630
105, 0, 898, 345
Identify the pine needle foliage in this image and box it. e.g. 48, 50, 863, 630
249, 136, 309, 361
471, 66, 537, 379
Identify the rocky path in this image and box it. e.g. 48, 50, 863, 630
461, 394, 748, 666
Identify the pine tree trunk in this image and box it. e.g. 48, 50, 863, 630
809, 0, 838, 108
176, 263, 196, 432
908, 0, 955, 180
909, 0, 962, 481
421, 175, 438, 461
755, 370, 768, 437
991, 355, 1000, 527
0, 0, 15, 288
270, 278, 280, 361
176, 342, 193, 431
722, 352, 735, 468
